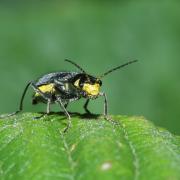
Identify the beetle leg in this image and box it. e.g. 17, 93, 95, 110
30, 83, 54, 119
83, 99, 91, 114
99, 92, 117, 124
0, 81, 32, 118
64, 102, 69, 109
46, 98, 51, 114
33, 98, 52, 119
99, 92, 108, 117
56, 96, 71, 132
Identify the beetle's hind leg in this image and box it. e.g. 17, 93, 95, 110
33, 99, 52, 119
0, 81, 32, 119
31, 83, 53, 119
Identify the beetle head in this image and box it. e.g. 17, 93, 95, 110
65, 59, 137, 98
74, 74, 102, 97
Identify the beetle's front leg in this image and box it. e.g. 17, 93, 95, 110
99, 92, 118, 125
83, 99, 92, 114
99, 92, 108, 117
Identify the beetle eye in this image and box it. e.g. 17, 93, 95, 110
99, 80, 102, 86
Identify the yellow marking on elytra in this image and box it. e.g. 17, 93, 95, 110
74, 79, 80, 88
35, 83, 55, 96
83, 83, 100, 96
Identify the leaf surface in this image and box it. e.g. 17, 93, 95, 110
0, 113, 180, 180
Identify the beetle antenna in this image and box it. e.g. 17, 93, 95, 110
99, 60, 138, 79
65, 59, 86, 73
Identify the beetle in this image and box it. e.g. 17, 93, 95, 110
0, 59, 137, 132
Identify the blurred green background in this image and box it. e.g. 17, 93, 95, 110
0, 1, 180, 134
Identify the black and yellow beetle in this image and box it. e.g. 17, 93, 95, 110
1, 59, 137, 131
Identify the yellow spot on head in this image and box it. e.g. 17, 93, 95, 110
82, 83, 100, 96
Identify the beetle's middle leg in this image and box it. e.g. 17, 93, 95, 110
56, 96, 71, 132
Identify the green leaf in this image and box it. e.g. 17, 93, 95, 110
0, 113, 180, 180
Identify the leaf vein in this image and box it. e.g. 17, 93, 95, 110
120, 121, 140, 180
60, 131, 76, 180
